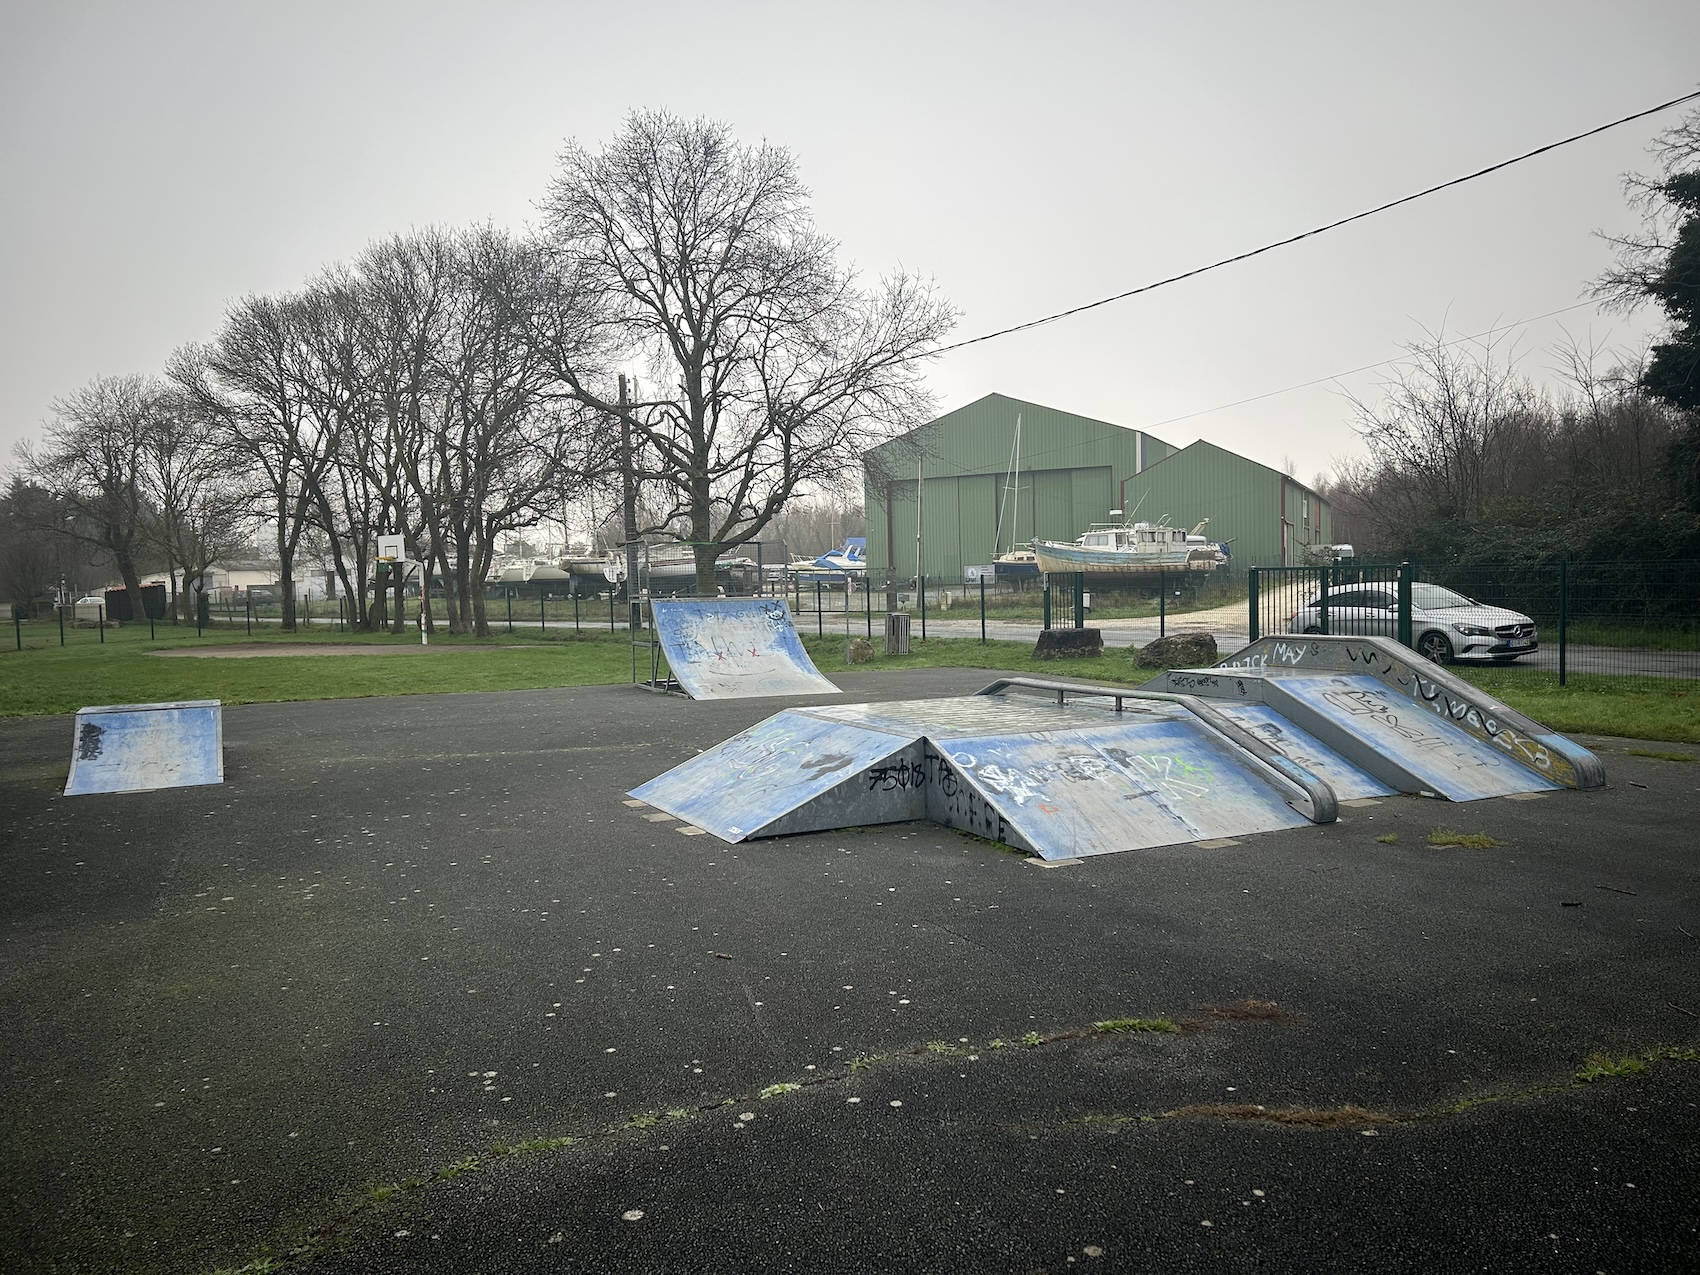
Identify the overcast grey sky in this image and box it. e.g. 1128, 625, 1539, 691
2, 0, 1696, 483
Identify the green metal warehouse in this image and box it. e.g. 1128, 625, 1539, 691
862, 392, 1333, 579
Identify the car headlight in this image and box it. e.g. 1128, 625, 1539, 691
1452, 623, 1494, 636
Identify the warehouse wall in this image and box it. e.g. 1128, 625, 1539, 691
864, 393, 1170, 578
1115, 441, 1331, 568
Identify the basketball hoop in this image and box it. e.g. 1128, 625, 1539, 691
376, 534, 405, 565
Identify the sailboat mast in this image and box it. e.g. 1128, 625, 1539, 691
1011, 414, 1022, 547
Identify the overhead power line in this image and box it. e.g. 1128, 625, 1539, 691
1136, 299, 1599, 431
925, 88, 1700, 359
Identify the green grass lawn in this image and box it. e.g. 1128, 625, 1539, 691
0, 620, 632, 716
4, 619, 1696, 743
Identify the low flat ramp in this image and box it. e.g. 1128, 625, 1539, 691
629, 711, 921, 841
1210, 635, 1603, 790
1263, 674, 1563, 801
648, 599, 839, 700
65, 700, 223, 796
1212, 703, 1397, 801
928, 719, 1313, 859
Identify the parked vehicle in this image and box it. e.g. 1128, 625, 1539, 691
1287, 582, 1538, 664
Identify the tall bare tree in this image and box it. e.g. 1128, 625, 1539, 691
175, 294, 337, 632
538, 110, 954, 593
19, 374, 165, 604
409, 226, 602, 635
141, 388, 250, 620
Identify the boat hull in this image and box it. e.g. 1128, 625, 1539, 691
1032, 542, 1219, 579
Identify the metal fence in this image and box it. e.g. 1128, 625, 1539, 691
1247, 560, 1698, 683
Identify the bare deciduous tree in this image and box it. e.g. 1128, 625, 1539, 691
539, 110, 954, 593
20, 374, 165, 604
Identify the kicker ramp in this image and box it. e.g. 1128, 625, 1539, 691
1140, 634, 1603, 798
631, 681, 1336, 860
647, 598, 839, 700
64, 700, 224, 796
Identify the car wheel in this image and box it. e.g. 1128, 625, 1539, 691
1303, 625, 1322, 634
1417, 631, 1453, 664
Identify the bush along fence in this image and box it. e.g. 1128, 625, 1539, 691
1247, 559, 1698, 684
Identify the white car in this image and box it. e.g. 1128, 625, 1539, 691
1287, 582, 1538, 664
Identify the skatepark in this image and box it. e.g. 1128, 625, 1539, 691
2, 602, 1697, 1273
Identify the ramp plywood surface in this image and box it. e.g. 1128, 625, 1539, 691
929, 720, 1312, 858
629, 712, 918, 841
64, 700, 223, 796
1267, 675, 1564, 801
649, 599, 840, 700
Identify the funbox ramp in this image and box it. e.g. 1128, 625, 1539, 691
64, 700, 224, 796
1140, 633, 1603, 798
647, 598, 840, 700
629, 684, 1338, 860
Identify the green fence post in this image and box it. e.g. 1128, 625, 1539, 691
97, 604, 104, 643
865, 576, 872, 639
1247, 568, 1260, 642
506, 589, 513, 634
1158, 568, 1166, 638
245, 593, 251, 636
574, 588, 580, 631
1397, 562, 1413, 648
919, 574, 927, 641
816, 581, 823, 637
606, 590, 613, 633
1042, 578, 1052, 629
1318, 565, 1331, 635
1558, 557, 1569, 687
980, 574, 987, 644
14, 610, 20, 650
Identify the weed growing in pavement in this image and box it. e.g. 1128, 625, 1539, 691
925, 1040, 955, 1053
1427, 828, 1501, 849
437, 1156, 478, 1180
1022, 1031, 1044, 1046
626, 1113, 659, 1128
363, 1183, 399, 1204
1577, 1053, 1648, 1082
1375, 833, 1399, 844
1095, 1016, 1180, 1034
666, 1108, 691, 1119
759, 1083, 801, 1098
988, 1038, 1009, 1049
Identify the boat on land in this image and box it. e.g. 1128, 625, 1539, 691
596, 544, 759, 595
1031, 519, 1228, 579
790, 538, 867, 584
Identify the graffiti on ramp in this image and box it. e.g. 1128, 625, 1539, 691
649, 599, 840, 700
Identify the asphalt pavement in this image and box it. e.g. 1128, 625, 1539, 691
1, 668, 1697, 1274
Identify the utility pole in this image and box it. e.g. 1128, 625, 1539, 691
619, 374, 641, 632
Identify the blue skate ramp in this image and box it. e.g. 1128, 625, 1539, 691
64, 700, 224, 796
648, 599, 839, 700
926, 718, 1313, 859
629, 711, 921, 841
1263, 674, 1564, 801
632, 685, 1335, 859
1211, 703, 1397, 802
